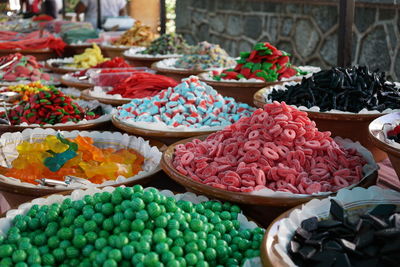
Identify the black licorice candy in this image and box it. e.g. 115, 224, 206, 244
268, 66, 400, 113
288, 200, 399, 267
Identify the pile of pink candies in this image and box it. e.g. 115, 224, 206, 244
172, 101, 366, 194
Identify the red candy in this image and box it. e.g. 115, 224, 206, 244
173, 101, 366, 194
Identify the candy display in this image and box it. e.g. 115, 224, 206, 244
288, 200, 399, 266
0, 81, 51, 102
267, 66, 400, 113
173, 41, 235, 70
213, 42, 297, 82
3, 133, 144, 184
173, 101, 366, 194
68, 44, 107, 69
72, 57, 131, 78
112, 21, 155, 47
140, 33, 189, 55
0, 88, 102, 125
0, 30, 66, 55
98, 72, 178, 98
0, 53, 51, 82
117, 76, 255, 128
0, 186, 264, 266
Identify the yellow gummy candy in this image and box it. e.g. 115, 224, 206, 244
45, 135, 69, 153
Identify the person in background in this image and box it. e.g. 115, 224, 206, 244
75, 0, 127, 29
42, 0, 57, 18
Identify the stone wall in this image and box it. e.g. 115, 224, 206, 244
176, 0, 400, 80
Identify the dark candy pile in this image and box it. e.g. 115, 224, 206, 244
268, 66, 400, 112
288, 200, 400, 267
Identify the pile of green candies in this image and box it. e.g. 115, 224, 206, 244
141, 33, 190, 55
0, 186, 264, 267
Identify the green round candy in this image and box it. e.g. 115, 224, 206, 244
47, 236, 60, 249
101, 203, 114, 216
82, 244, 94, 257
155, 242, 169, 254
92, 213, 105, 225
204, 248, 216, 261
144, 252, 159, 267
95, 252, 107, 265
111, 192, 123, 205
128, 231, 141, 241
216, 245, 228, 258
7, 232, 21, 244
124, 209, 135, 220
99, 230, 110, 238
121, 245, 135, 259
108, 249, 122, 262
131, 253, 145, 265
0, 257, 12, 266
136, 210, 149, 221
103, 218, 114, 231
82, 220, 96, 232
173, 237, 185, 247
190, 219, 204, 232
121, 187, 133, 199
196, 260, 209, 267
197, 239, 207, 251
58, 227, 73, 240
147, 203, 162, 218
155, 216, 168, 228
73, 235, 87, 248
167, 219, 179, 230
42, 253, 55, 265
167, 229, 181, 240
220, 211, 231, 220
66, 246, 79, 258
184, 232, 197, 242
53, 248, 65, 262
12, 249, 27, 263
95, 237, 107, 250
15, 262, 28, 267
153, 229, 167, 243
165, 200, 177, 212
27, 254, 41, 264
120, 220, 131, 232
211, 202, 222, 212
136, 241, 150, 254
185, 253, 197, 265
131, 198, 145, 211
28, 218, 40, 230
115, 236, 129, 248
166, 259, 180, 267
0, 244, 14, 257
185, 241, 198, 253
103, 259, 118, 267
170, 246, 183, 257
161, 251, 175, 263
100, 192, 112, 203
131, 219, 145, 232
59, 240, 71, 249
33, 234, 46, 246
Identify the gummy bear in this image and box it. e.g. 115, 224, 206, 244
79, 161, 118, 179
57, 133, 78, 151
45, 135, 69, 153
44, 150, 77, 172
75, 135, 105, 162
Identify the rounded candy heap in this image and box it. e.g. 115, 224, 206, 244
213, 42, 297, 82
107, 72, 178, 98
267, 65, 400, 113
0, 89, 101, 125
0, 186, 264, 266
0, 81, 51, 101
174, 41, 235, 71
141, 33, 189, 55
72, 57, 131, 77
4, 134, 144, 184
117, 76, 255, 128
173, 101, 366, 194
0, 53, 50, 82
112, 21, 155, 47
69, 44, 107, 69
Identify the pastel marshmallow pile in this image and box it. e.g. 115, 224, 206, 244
173, 101, 367, 194
117, 76, 255, 128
